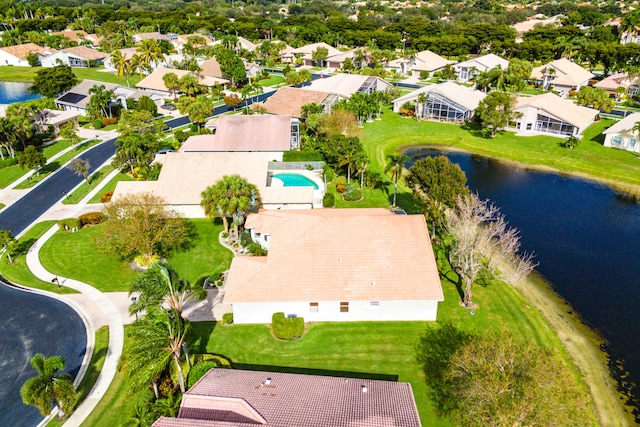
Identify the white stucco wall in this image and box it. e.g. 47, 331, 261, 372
0, 51, 25, 66
603, 131, 640, 153
232, 299, 440, 324
40, 52, 69, 68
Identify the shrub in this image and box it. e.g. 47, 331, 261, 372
420, 70, 430, 79
336, 181, 346, 193
57, 218, 81, 231
174, 130, 190, 144
271, 312, 304, 340
323, 192, 335, 207
100, 191, 113, 203
222, 313, 234, 325
322, 164, 335, 182
134, 253, 161, 267
101, 117, 117, 127
343, 182, 361, 202
136, 95, 158, 115
92, 118, 104, 129
247, 242, 267, 256
0, 157, 17, 168
78, 211, 105, 226
187, 360, 218, 389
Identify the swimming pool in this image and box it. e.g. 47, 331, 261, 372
272, 173, 319, 190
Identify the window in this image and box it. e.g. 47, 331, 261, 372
340, 302, 349, 313
526, 123, 533, 130
369, 301, 380, 310
612, 136, 623, 146
629, 138, 637, 149
309, 302, 318, 313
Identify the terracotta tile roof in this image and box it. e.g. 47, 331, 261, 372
61, 46, 108, 60
0, 42, 49, 60
261, 87, 329, 117
152, 368, 422, 427
224, 209, 443, 304
515, 92, 598, 128
50, 30, 89, 43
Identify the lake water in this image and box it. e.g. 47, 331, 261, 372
0, 81, 40, 104
406, 148, 640, 416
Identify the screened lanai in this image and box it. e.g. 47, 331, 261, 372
422, 92, 473, 123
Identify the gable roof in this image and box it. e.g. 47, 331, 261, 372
60, 46, 108, 60
393, 81, 486, 111
261, 87, 330, 117
237, 36, 257, 51
304, 74, 389, 98
50, 30, 89, 43
515, 92, 598, 127
602, 112, 640, 134
55, 79, 119, 108
593, 72, 635, 91
200, 57, 223, 78
456, 53, 508, 71
291, 42, 341, 58
180, 115, 293, 152
412, 50, 451, 72
530, 58, 594, 86
223, 209, 443, 304
0, 43, 49, 60
134, 32, 170, 42
136, 67, 228, 92
152, 368, 422, 427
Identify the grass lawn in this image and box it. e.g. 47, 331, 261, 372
47, 326, 109, 427
258, 74, 284, 87
0, 221, 78, 294
39, 219, 233, 292
63, 165, 114, 205
0, 139, 75, 188
0, 66, 142, 87
88, 172, 134, 203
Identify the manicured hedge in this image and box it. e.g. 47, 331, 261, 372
271, 312, 304, 340
187, 360, 218, 389
222, 313, 234, 325
78, 212, 105, 226
57, 218, 81, 231
322, 193, 335, 207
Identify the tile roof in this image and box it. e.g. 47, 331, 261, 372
50, 30, 89, 43
223, 209, 443, 304
200, 57, 223, 78
304, 74, 389, 98
261, 87, 330, 117
530, 58, 594, 87
136, 67, 229, 92
61, 46, 108, 60
593, 72, 634, 91
456, 53, 509, 71
393, 81, 486, 111
152, 368, 422, 427
515, 92, 598, 127
602, 112, 640, 134
291, 42, 341, 59
0, 42, 49, 60
134, 32, 170, 42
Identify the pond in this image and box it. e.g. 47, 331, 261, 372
0, 81, 40, 104
406, 147, 640, 414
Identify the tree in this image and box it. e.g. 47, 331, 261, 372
110, 49, 131, 87
113, 110, 163, 175
445, 193, 535, 308
475, 91, 521, 137
316, 109, 360, 137
123, 307, 190, 395
129, 262, 206, 318
384, 154, 410, 207
178, 73, 201, 98
223, 93, 242, 110
201, 175, 261, 235
27, 52, 39, 67
0, 117, 17, 159
18, 145, 46, 177
215, 48, 247, 86
67, 158, 91, 184
162, 72, 180, 101
300, 103, 324, 119
88, 84, 115, 119
20, 353, 77, 417
311, 46, 329, 67
576, 86, 615, 112
0, 229, 17, 263
187, 99, 211, 129
29, 65, 78, 98
136, 96, 158, 115
137, 39, 164, 71
58, 122, 81, 148
98, 192, 191, 264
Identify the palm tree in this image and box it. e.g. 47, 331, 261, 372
162, 72, 180, 101
110, 49, 131, 87
20, 353, 77, 417
123, 307, 190, 395
137, 39, 164, 71
385, 154, 410, 207
128, 54, 145, 78
88, 84, 115, 118
416, 92, 427, 121
201, 174, 262, 235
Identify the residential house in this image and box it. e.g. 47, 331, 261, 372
133, 32, 170, 44
261, 86, 333, 117
103, 47, 170, 71
40, 46, 108, 68
511, 16, 562, 43
593, 72, 640, 99
511, 92, 598, 137
152, 368, 422, 427
49, 30, 102, 48
454, 53, 509, 83
325, 49, 357, 70
291, 42, 341, 67
169, 33, 215, 53
392, 81, 486, 123
224, 208, 444, 324
530, 58, 594, 94
386, 49, 450, 76
0, 43, 52, 66
135, 67, 229, 94
274, 41, 295, 63
602, 112, 640, 153
244, 61, 262, 79
236, 36, 257, 52
304, 73, 391, 98
200, 57, 259, 82
34, 109, 80, 134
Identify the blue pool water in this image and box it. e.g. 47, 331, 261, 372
0, 81, 40, 104
272, 173, 319, 190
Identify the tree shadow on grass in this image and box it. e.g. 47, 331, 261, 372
188, 321, 218, 354
231, 363, 398, 382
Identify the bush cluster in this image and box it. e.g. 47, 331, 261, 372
271, 312, 304, 340
100, 191, 113, 203
0, 157, 17, 169
247, 242, 267, 256
78, 212, 105, 226
101, 117, 117, 127
92, 118, 104, 129
343, 182, 362, 202
222, 313, 234, 325
187, 360, 218, 389
336, 182, 346, 193
323, 192, 335, 207
57, 218, 81, 231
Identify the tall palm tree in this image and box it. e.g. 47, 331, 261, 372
201, 174, 262, 235
385, 153, 410, 207
137, 39, 164, 71
88, 84, 115, 118
128, 54, 145, 78
20, 353, 77, 417
162, 72, 180, 101
416, 92, 427, 121
123, 307, 190, 395
110, 49, 131, 87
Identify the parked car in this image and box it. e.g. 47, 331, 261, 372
161, 103, 177, 111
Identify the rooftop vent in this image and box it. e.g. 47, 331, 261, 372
361, 385, 368, 393
265, 378, 272, 386
371, 281, 376, 286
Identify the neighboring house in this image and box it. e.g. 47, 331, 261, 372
49, 30, 102, 47
0, 43, 52, 66
34, 109, 80, 134
236, 36, 257, 52
133, 32, 170, 43
274, 41, 295, 63
200, 56, 259, 81
40, 46, 108, 68
386, 49, 450, 76
103, 47, 170, 71
261, 86, 332, 117
244, 60, 262, 79
511, 16, 562, 43
304, 73, 391, 98
153, 368, 422, 427
392, 81, 486, 123
169, 33, 215, 52
530, 58, 594, 94
593, 72, 640, 98
325, 49, 357, 70
602, 112, 640, 153
135, 67, 229, 94
455, 53, 509, 83
224, 208, 444, 324
511, 92, 598, 137
291, 42, 341, 67
55, 79, 164, 114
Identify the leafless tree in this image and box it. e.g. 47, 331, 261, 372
446, 193, 537, 308
67, 158, 91, 184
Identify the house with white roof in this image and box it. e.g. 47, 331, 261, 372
392, 82, 486, 123
511, 92, 598, 137
602, 113, 640, 153
153, 368, 422, 427
223, 208, 444, 324
291, 42, 341, 67
304, 73, 391, 98
386, 49, 451, 76
455, 53, 509, 83
40, 46, 108, 68
136, 67, 229, 94
0, 43, 53, 66
531, 58, 594, 94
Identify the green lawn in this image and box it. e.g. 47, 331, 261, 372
258, 74, 284, 87
0, 221, 78, 294
39, 219, 233, 292
88, 172, 134, 203
63, 165, 114, 205
0, 66, 142, 86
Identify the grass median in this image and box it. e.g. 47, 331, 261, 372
63, 165, 114, 205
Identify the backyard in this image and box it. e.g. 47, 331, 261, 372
0, 66, 142, 87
